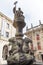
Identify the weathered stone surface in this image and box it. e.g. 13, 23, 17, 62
7, 2, 34, 65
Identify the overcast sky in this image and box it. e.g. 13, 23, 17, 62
0, 0, 43, 31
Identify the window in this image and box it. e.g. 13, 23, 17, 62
6, 32, 9, 37
2, 45, 8, 60
37, 42, 41, 50
36, 34, 40, 40
0, 30, 1, 36
7, 23, 9, 28
36, 32, 40, 40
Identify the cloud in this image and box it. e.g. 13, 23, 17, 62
0, 0, 43, 28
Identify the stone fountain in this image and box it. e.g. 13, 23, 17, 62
7, 2, 34, 65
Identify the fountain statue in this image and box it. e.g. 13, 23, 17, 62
7, 1, 34, 65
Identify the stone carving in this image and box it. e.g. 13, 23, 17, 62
7, 2, 34, 65
13, 7, 23, 17
7, 37, 34, 65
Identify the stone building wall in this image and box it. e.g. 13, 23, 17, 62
25, 24, 43, 61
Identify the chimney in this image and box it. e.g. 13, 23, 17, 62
39, 20, 41, 25
26, 26, 28, 31
31, 23, 33, 28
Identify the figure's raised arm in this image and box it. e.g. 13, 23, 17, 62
13, 1, 18, 13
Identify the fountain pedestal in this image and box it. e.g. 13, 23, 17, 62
7, 2, 34, 65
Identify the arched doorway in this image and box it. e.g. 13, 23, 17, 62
2, 45, 8, 60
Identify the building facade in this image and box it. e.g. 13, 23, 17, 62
0, 12, 16, 64
25, 22, 43, 61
